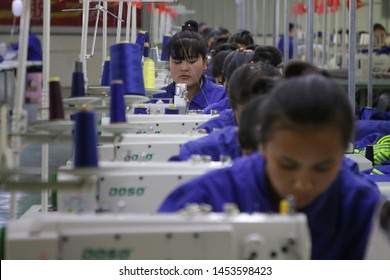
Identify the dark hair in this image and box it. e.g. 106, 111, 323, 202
238, 95, 267, 152
227, 30, 254, 47
228, 62, 280, 110
211, 43, 239, 59
289, 23, 295, 32
166, 30, 207, 61
258, 74, 354, 149
199, 22, 209, 32
212, 49, 234, 78
222, 49, 254, 86
374, 23, 387, 33
253, 45, 282, 67
205, 28, 222, 40
212, 36, 229, 50
243, 44, 259, 51
218, 27, 231, 37
182, 20, 199, 32
284, 61, 330, 78
205, 28, 223, 48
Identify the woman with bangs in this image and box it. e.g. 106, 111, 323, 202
152, 29, 227, 110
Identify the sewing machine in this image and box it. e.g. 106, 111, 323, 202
100, 114, 216, 134
365, 200, 390, 259
4, 211, 311, 260
56, 160, 229, 213
127, 83, 190, 114
98, 133, 206, 161
345, 153, 375, 171
376, 181, 390, 197
357, 54, 390, 76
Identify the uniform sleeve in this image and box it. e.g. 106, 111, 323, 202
168, 135, 221, 162
167, 142, 194, 162
340, 176, 383, 259
158, 180, 209, 212
158, 167, 239, 213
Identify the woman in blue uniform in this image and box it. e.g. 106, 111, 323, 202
152, 28, 227, 111
277, 23, 295, 59
201, 45, 282, 127
372, 23, 390, 55
169, 62, 279, 161
11, 30, 42, 72
159, 74, 384, 259
199, 48, 281, 133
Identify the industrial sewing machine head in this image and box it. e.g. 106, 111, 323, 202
3, 209, 311, 260
365, 199, 390, 259
56, 160, 230, 213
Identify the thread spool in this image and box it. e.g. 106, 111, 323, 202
110, 42, 146, 96
143, 58, 156, 89
143, 32, 150, 57
101, 56, 110, 86
134, 106, 148, 114
165, 105, 179, 115
143, 42, 150, 58
136, 30, 147, 59
73, 105, 98, 168
70, 61, 85, 97
49, 77, 65, 120
365, 145, 374, 166
161, 34, 171, 61
110, 80, 126, 123
149, 47, 159, 64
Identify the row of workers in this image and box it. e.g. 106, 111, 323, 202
143, 20, 390, 259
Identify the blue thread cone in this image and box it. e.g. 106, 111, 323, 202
110, 43, 145, 96
101, 57, 110, 86
73, 107, 98, 168
136, 31, 147, 59
110, 80, 127, 123
49, 77, 65, 120
165, 105, 179, 114
134, 106, 148, 114
143, 31, 150, 57
161, 34, 171, 61
71, 61, 85, 97
71, 72, 85, 97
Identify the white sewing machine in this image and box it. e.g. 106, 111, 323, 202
377, 181, 390, 197
56, 160, 229, 213
4, 211, 311, 260
357, 54, 390, 77
365, 200, 390, 259
129, 102, 187, 114
327, 53, 390, 74
345, 153, 375, 171
100, 114, 216, 134
98, 133, 206, 161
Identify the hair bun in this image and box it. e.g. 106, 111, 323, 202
182, 20, 199, 32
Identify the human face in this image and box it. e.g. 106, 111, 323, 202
169, 54, 207, 95
261, 124, 344, 209
373, 29, 387, 46
215, 75, 223, 85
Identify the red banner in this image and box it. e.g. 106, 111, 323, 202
0, 0, 141, 28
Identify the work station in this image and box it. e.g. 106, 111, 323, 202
0, 0, 389, 261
